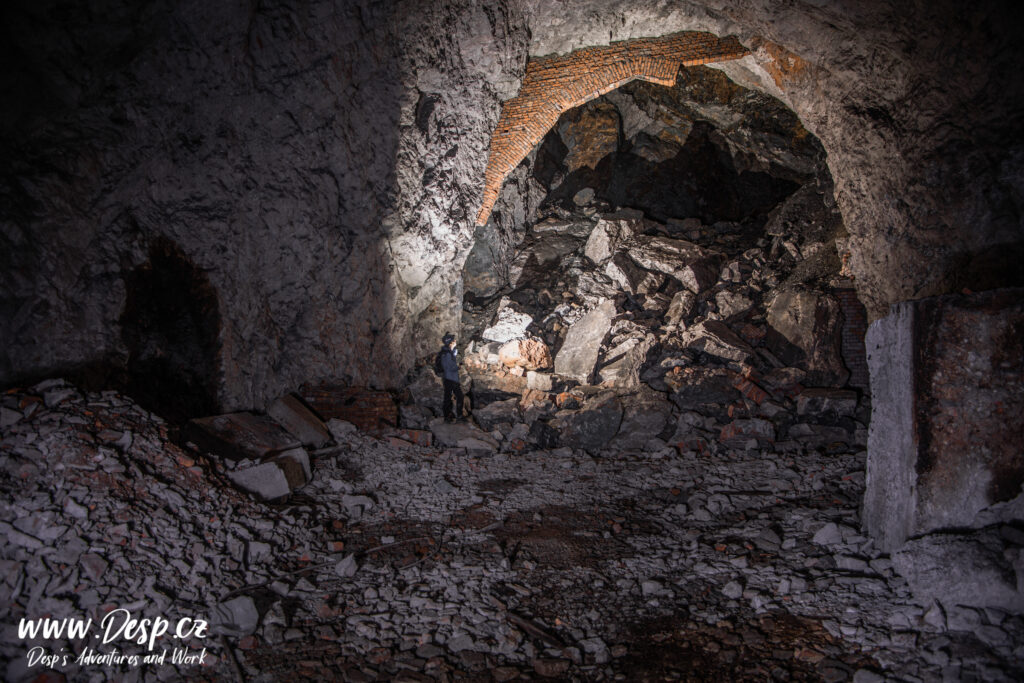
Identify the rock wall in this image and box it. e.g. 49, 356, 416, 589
0, 0, 528, 412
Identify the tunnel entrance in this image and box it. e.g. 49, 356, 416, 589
120, 237, 221, 423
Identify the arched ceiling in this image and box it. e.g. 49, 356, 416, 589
476, 32, 748, 226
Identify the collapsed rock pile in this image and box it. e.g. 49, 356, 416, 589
447, 171, 858, 464
3, 380, 1023, 681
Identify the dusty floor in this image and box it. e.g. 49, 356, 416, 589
2, 383, 1022, 681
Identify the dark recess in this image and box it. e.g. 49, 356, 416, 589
120, 236, 221, 423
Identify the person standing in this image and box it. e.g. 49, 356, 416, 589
437, 333, 464, 422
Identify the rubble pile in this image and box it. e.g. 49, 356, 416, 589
450, 171, 856, 463
3, 380, 1023, 681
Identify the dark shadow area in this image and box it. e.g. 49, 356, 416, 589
120, 236, 221, 422
541, 121, 800, 224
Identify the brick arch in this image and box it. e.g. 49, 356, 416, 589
476, 32, 750, 226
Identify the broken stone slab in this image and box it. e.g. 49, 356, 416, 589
335, 553, 359, 578
341, 495, 375, 520
796, 388, 858, 417
532, 216, 595, 238
625, 235, 721, 293
228, 455, 306, 502
766, 288, 848, 387
607, 252, 665, 298
584, 215, 639, 264
681, 320, 754, 362
864, 289, 1024, 552
554, 298, 617, 382
272, 448, 311, 487
892, 528, 1024, 613
664, 290, 696, 328
184, 412, 300, 462
598, 334, 656, 389
498, 337, 553, 370
326, 418, 357, 441
549, 392, 622, 453
267, 394, 331, 448
429, 419, 499, 450
715, 289, 754, 321
210, 596, 260, 637
526, 371, 554, 391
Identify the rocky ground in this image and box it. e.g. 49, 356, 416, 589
3, 380, 1023, 682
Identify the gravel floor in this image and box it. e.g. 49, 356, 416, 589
2, 381, 1022, 681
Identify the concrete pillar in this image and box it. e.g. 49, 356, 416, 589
863, 288, 1024, 551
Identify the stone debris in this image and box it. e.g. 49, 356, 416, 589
266, 393, 332, 448
184, 411, 301, 461
1, 381, 1022, 681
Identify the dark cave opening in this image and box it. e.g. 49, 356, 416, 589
540, 119, 802, 225
119, 236, 221, 423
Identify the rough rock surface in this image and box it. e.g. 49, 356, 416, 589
0, 0, 530, 411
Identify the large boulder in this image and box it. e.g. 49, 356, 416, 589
472, 398, 521, 431
498, 337, 553, 370
664, 366, 741, 409
549, 392, 623, 453
766, 288, 849, 387
625, 236, 720, 293
598, 334, 656, 389
554, 299, 617, 382
482, 300, 534, 343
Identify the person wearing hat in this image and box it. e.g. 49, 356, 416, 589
437, 332, 464, 422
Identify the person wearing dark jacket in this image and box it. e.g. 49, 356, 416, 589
438, 333, 464, 422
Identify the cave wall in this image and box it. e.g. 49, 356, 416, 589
2, 0, 1022, 415
0, 0, 527, 410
